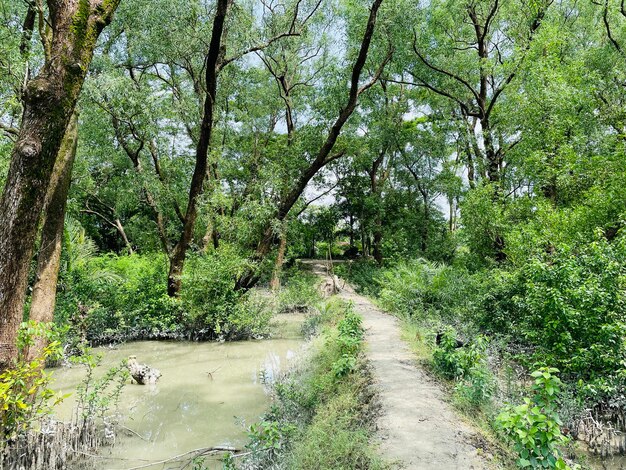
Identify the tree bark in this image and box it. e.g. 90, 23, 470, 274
270, 230, 287, 291
235, 0, 387, 290
167, 0, 232, 297
0, 0, 121, 370
369, 149, 388, 266
26, 113, 78, 362
420, 186, 429, 252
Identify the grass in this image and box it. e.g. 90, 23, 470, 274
235, 299, 385, 470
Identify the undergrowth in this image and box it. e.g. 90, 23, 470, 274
229, 299, 384, 470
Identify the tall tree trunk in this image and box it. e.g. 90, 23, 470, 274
167, 0, 232, 297
26, 114, 78, 362
0, 0, 121, 370
369, 150, 386, 266
361, 226, 368, 257
349, 213, 355, 248
372, 226, 383, 265
270, 230, 287, 291
235, 0, 387, 290
421, 190, 429, 253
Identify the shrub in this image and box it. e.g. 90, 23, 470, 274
433, 328, 494, 409
332, 309, 363, 377
0, 323, 66, 440
514, 238, 626, 383
181, 247, 253, 338
376, 259, 477, 323
496, 367, 572, 469
277, 267, 321, 313
55, 244, 272, 342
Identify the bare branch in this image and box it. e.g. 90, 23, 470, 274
0, 122, 19, 138
295, 182, 339, 217
218, 32, 301, 71
357, 46, 394, 96
412, 34, 480, 104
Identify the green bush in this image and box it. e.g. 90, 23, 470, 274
181, 246, 270, 339
376, 259, 476, 323
0, 324, 66, 440
332, 310, 363, 377
277, 267, 321, 312
432, 328, 494, 409
55, 244, 271, 343
496, 367, 571, 469
514, 238, 626, 383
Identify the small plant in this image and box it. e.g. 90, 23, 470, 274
496, 367, 572, 469
71, 352, 129, 419
221, 452, 236, 469
433, 329, 494, 409
454, 363, 494, 410
247, 419, 296, 455
332, 354, 358, 378
433, 329, 487, 378
331, 308, 363, 377
0, 323, 67, 441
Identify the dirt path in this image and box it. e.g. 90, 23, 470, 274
307, 261, 491, 469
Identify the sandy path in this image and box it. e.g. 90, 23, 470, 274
307, 261, 490, 469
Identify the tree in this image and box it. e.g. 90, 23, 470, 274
0, 0, 121, 370
166, 0, 232, 296
26, 113, 78, 362
236, 0, 390, 289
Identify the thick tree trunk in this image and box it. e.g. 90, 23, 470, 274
26, 114, 78, 362
235, 0, 386, 290
270, 231, 287, 291
0, 0, 121, 370
167, 0, 232, 297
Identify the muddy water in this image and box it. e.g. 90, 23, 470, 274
51, 315, 305, 469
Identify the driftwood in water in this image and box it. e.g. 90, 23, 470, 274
127, 356, 162, 385
126, 445, 239, 470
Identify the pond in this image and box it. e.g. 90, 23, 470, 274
50, 314, 305, 469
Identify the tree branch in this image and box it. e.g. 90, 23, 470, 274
0, 122, 19, 138
218, 32, 301, 71
411, 36, 480, 104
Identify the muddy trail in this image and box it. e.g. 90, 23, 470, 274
305, 260, 492, 470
